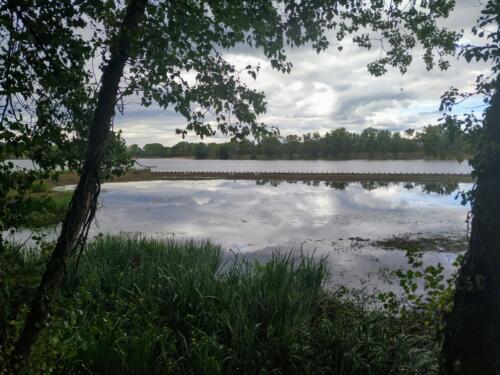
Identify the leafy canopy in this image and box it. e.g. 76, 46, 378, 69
438, 0, 499, 186
0, 0, 460, 238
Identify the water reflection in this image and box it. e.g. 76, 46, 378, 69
11, 179, 470, 294
84, 180, 470, 248
255, 179, 461, 196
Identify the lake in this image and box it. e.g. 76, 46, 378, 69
135, 158, 472, 174
5, 158, 472, 293
42, 179, 469, 293
8, 158, 472, 174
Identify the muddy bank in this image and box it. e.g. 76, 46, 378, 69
54, 170, 473, 185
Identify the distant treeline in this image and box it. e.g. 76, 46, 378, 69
127, 125, 472, 160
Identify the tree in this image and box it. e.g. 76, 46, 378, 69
420, 124, 447, 158
391, 132, 403, 156
439, 2, 500, 373
155, 125, 472, 160
193, 142, 209, 159
217, 143, 230, 160
169, 141, 191, 157
143, 142, 167, 157
0, 0, 131, 251
284, 134, 301, 159
0, 4, 132, 359
2, 0, 460, 372
360, 127, 378, 155
259, 135, 281, 158
375, 129, 391, 155
127, 143, 143, 157
0, 0, 88, 252
4, 1, 148, 371
404, 128, 416, 138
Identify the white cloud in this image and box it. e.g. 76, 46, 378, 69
115, 1, 489, 146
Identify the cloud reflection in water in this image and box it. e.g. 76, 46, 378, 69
89, 179, 470, 292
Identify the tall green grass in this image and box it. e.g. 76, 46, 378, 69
9, 235, 439, 374
23, 191, 72, 228
0, 241, 55, 367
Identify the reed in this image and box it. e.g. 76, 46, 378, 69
5, 235, 438, 374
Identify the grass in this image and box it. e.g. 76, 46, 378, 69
2, 235, 440, 374
5, 179, 73, 229
44, 169, 473, 186
92, 169, 473, 184
23, 190, 73, 228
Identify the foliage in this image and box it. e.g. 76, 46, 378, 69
1, 235, 440, 374
0, 1, 132, 246
0, 240, 54, 366
22, 191, 73, 229
0, 0, 469, 370
439, 0, 500, 185
123, 0, 458, 141
314, 288, 439, 375
0, 0, 463, 241
436, 2, 500, 371
377, 240, 464, 336
127, 125, 472, 160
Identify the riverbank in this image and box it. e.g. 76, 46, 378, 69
127, 170, 473, 183
1, 235, 442, 374
24, 191, 72, 228
52, 169, 473, 185
5, 181, 73, 228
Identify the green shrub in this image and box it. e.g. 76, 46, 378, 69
29, 181, 50, 193
0, 241, 53, 366
3, 235, 441, 374
23, 192, 72, 228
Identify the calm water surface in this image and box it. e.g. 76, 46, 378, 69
4, 156, 473, 295
135, 158, 472, 174
48, 179, 470, 293
88, 180, 468, 248
8, 158, 472, 174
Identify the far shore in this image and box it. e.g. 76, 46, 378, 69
7, 153, 471, 162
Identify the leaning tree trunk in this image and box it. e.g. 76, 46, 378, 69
441, 76, 500, 374
6, 0, 147, 373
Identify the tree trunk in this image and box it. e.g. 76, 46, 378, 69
441, 76, 500, 374
6, 0, 147, 373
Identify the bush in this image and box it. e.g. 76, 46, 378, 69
3, 235, 441, 374
29, 181, 50, 193
23, 192, 72, 228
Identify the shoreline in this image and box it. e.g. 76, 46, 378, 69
105, 170, 473, 184
132, 153, 472, 161
49, 170, 473, 186
7, 155, 471, 162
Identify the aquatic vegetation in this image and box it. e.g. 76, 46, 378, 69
22, 191, 73, 229
2, 235, 441, 374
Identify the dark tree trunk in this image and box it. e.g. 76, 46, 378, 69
441, 76, 500, 374
6, 0, 147, 373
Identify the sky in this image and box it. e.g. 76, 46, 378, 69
115, 0, 490, 147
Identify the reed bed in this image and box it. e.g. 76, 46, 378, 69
3, 235, 439, 374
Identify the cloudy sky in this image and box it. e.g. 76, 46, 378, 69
116, 0, 490, 146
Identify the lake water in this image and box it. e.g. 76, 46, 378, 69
8, 158, 472, 174
135, 158, 472, 174
38, 179, 469, 293
5, 158, 472, 293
